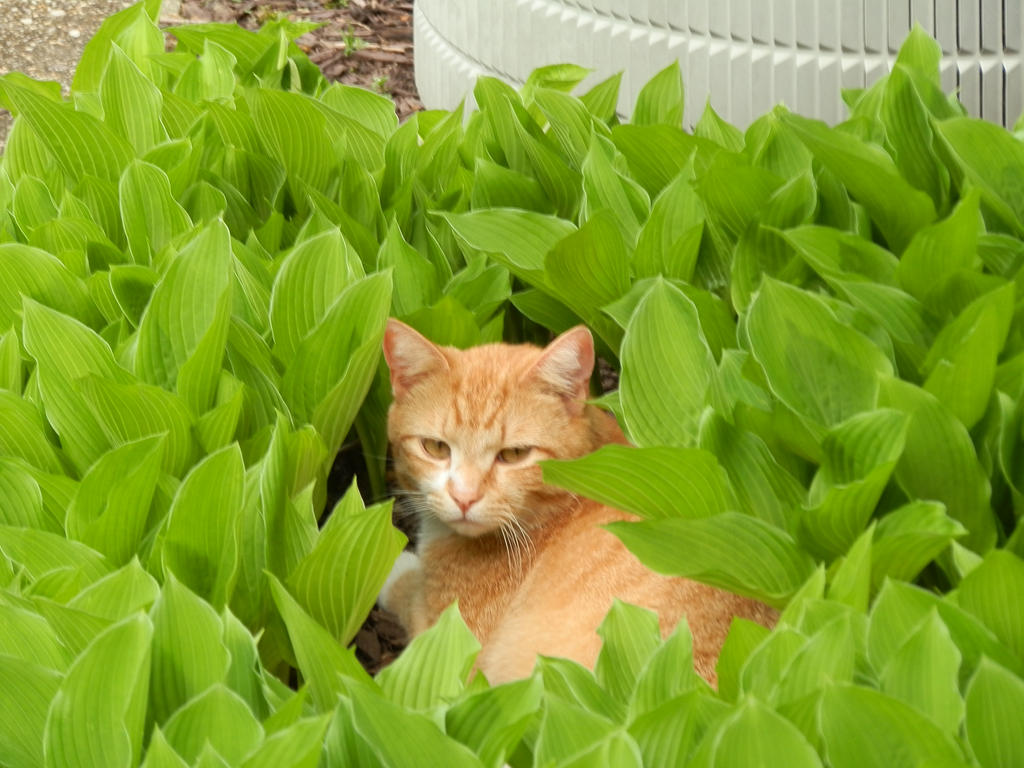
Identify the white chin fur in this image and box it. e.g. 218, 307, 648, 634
378, 550, 420, 612
445, 517, 495, 537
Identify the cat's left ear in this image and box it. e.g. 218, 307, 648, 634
530, 325, 594, 413
383, 319, 449, 398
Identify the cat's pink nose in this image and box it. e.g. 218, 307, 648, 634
447, 482, 482, 515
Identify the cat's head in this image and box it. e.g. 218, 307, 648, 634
383, 320, 609, 539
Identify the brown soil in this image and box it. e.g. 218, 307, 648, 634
167, 0, 422, 119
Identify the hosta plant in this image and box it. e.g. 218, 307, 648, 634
0, 2, 1021, 765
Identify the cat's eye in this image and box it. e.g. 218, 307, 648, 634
497, 446, 532, 464
421, 438, 451, 460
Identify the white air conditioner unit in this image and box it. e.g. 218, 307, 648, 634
414, 0, 1024, 128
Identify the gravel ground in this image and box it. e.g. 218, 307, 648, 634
0, 0, 138, 144
1, 0, 420, 143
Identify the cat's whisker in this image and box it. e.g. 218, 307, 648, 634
498, 525, 517, 576
390, 491, 436, 525
497, 511, 534, 578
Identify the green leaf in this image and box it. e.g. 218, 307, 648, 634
633, 171, 704, 282
871, 501, 966, 588
101, 44, 166, 155
136, 220, 233, 415
523, 63, 590, 99
280, 271, 391, 455
268, 574, 370, 713
817, 408, 909, 485
697, 412, 803, 530
880, 64, 950, 210
580, 71, 622, 123
878, 377, 995, 552
608, 513, 815, 607
140, 729, 189, 768
921, 282, 1014, 430
249, 89, 337, 196
629, 692, 729, 768
347, 682, 484, 768
702, 697, 823, 767
270, 228, 363, 364
0, 598, 69, 670
195, 385, 244, 453
72, 2, 163, 92
0, 525, 110, 584
0, 327, 22, 394
541, 444, 736, 520
162, 684, 263, 765
879, 610, 964, 734
696, 102, 745, 151
535, 656, 623, 721
799, 465, 892, 561
75, 374, 199, 477
868, 580, 1022, 682
44, 613, 152, 768
288, 484, 405, 645
239, 715, 331, 768
470, 157, 553, 213
783, 112, 937, 251
66, 559, 159, 622
937, 116, 1024, 234
767, 612, 858, 707
965, 658, 1024, 768
826, 528, 873, 611
594, 600, 662, 703
544, 210, 630, 351
220, 610, 269, 721
161, 444, 243, 610
820, 684, 965, 768
445, 256, 510, 324
629, 619, 704, 717
957, 550, 1024, 660
21, 299, 134, 473
534, 695, 618, 767
377, 602, 480, 711
0, 392, 64, 474
149, 574, 231, 725
65, 436, 164, 566
0, 655, 61, 768
1, 79, 134, 185
696, 160, 784, 251
632, 61, 684, 127
119, 160, 192, 265
781, 225, 898, 286
0, 243, 95, 330
715, 619, 772, 702
167, 22, 270, 76
533, 88, 594, 168
581, 137, 649, 243
321, 83, 398, 138
440, 208, 575, 284
746, 278, 893, 430
619, 279, 715, 446
377, 220, 439, 317
445, 677, 542, 768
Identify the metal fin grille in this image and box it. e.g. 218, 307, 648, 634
414, 0, 1024, 128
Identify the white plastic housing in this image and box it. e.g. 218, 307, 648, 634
414, 0, 1024, 128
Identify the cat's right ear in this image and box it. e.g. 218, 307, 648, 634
382, 319, 449, 398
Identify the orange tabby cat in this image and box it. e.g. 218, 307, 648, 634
378, 319, 776, 685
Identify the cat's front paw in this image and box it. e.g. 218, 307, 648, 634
379, 550, 421, 612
